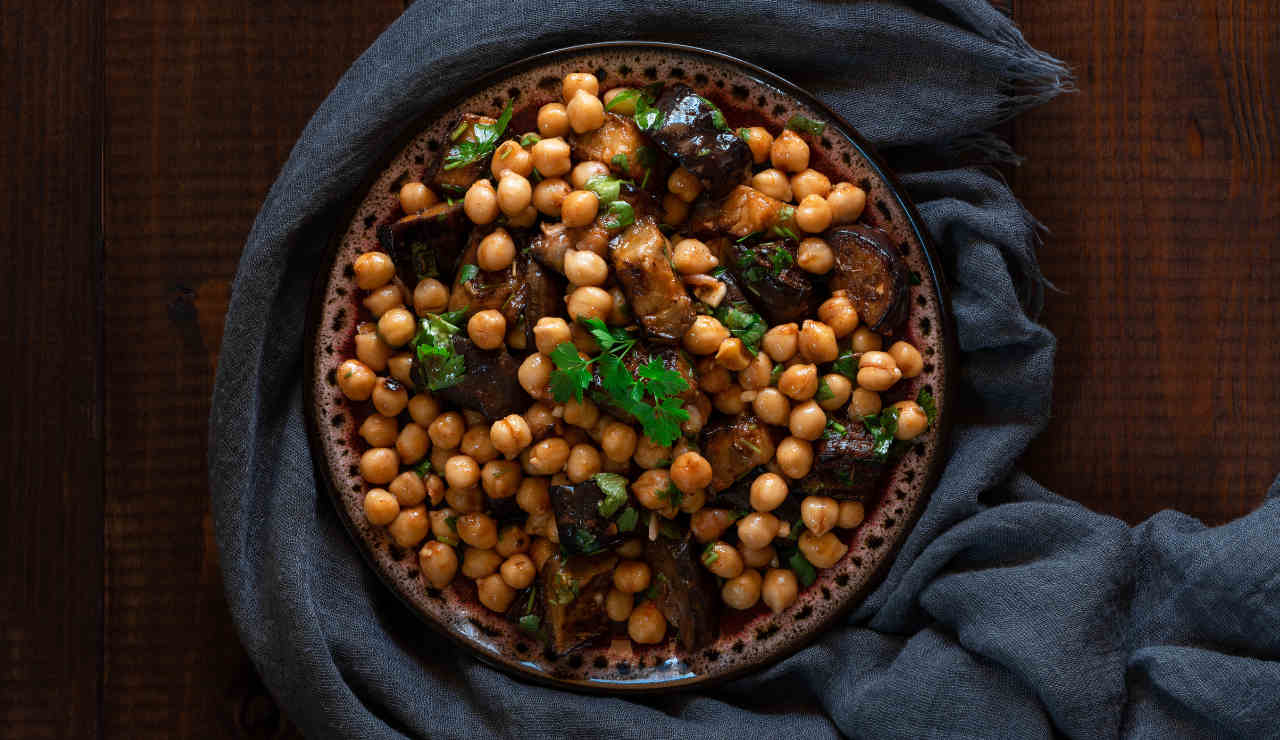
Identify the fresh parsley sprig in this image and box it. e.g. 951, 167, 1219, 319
410, 310, 469, 391
442, 100, 515, 171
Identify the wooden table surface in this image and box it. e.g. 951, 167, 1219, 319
4, 1, 1276, 737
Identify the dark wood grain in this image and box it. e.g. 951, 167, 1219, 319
3, 1, 1277, 738
1013, 0, 1280, 524
0, 1, 104, 739
102, 2, 401, 736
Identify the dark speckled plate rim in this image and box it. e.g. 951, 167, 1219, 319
302, 40, 957, 695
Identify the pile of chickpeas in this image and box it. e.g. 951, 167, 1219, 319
335, 70, 930, 647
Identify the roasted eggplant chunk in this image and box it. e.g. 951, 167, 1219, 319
519, 253, 565, 348
375, 202, 469, 287
793, 417, 889, 500
550, 475, 638, 555
528, 221, 573, 274
701, 413, 777, 493
435, 335, 525, 420
589, 341, 699, 423
428, 113, 498, 197
448, 228, 521, 322
826, 225, 910, 334
647, 85, 751, 198
571, 112, 661, 183
644, 535, 720, 651
726, 239, 821, 325
539, 552, 619, 654
609, 218, 695, 342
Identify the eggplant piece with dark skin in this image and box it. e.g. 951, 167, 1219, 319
609, 218, 695, 342
435, 335, 526, 420
527, 221, 573, 274
793, 416, 890, 500
644, 534, 720, 651
549, 477, 637, 555
427, 112, 498, 198
825, 224, 911, 334
539, 552, 619, 654
646, 84, 751, 198
519, 252, 566, 348
447, 227, 521, 324
375, 202, 469, 288
701, 413, 777, 493
725, 239, 822, 326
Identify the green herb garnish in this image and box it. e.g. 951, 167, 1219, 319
457, 263, 479, 284
822, 418, 847, 440
768, 246, 794, 274
831, 350, 859, 380
714, 303, 766, 354
917, 388, 937, 428
519, 132, 541, 148
787, 549, 818, 586
769, 363, 784, 385
410, 312, 467, 391
701, 542, 720, 566
443, 100, 515, 171
736, 127, 752, 142
815, 378, 835, 402
600, 200, 635, 230
604, 89, 640, 112
584, 174, 624, 205
785, 114, 826, 136
657, 481, 683, 512
861, 407, 901, 460
594, 473, 629, 518
908, 270, 923, 286
611, 152, 629, 172
517, 614, 542, 637
643, 571, 668, 600
616, 506, 639, 533
414, 459, 433, 477
697, 96, 728, 131
548, 569, 581, 605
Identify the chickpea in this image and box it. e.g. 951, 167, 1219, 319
359, 447, 399, 485
462, 547, 503, 579
797, 320, 839, 363
566, 444, 602, 483
527, 136, 570, 177
672, 238, 718, 274
395, 423, 430, 464
738, 349, 774, 390
887, 341, 924, 379
565, 286, 613, 323
476, 573, 517, 612
430, 445, 453, 476
788, 401, 827, 441
891, 400, 930, 440
630, 470, 673, 513
662, 193, 689, 226
800, 495, 840, 536
775, 436, 814, 479
354, 330, 392, 372
611, 560, 651, 594
601, 86, 638, 114
742, 126, 774, 163
722, 569, 763, 610
712, 338, 750, 373
799, 529, 848, 569
363, 284, 403, 318
453, 512, 496, 550
683, 315, 729, 355
749, 472, 789, 513
778, 363, 819, 401
563, 248, 609, 287
494, 525, 530, 559
498, 553, 536, 590
359, 413, 398, 447
737, 512, 780, 551
524, 402, 559, 441
424, 475, 446, 506
712, 384, 747, 415
586, 424, 633, 467
388, 505, 429, 547
790, 169, 832, 201
428, 507, 459, 545
702, 541, 745, 579
795, 237, 834, 275
837, 501, 865, 529
413, 541, 457, 589
481, 417, 528, 463
851, 327, 883, 354
537, 102, 570, 138
423, 411, 462, 450
667, 168, 704, 203
681, 394, 710, 438
770, 129, 810, 173
523, 437, 570, 476
677, 511, 727, 547
412, 277, 450, 317
751, 168, 793, 202
628, 601, 667, 644
517, 352, 554, 400
446, 484, 484, 514
748, 387, 788, 426
849, 387, 882, 418
457, 427, 496, 466
560, 190, 602, 230
490, 139, 534, 178
337, 359, 376, 400
762, 323, 799, 363
566, 89, 605, 133
399, 181, 438, 214
363, 488, 399, 526
680, 488, 707, 514
516, 476, 551, 514
528, 317, 569, 356
606, 588, 634, 622
495, 172, 532, 217
463, 179, 499, 225
762, 568, 799, 612
857, 351, 902, 392
741, 545, 776, 569
570, 160, 609, 190
669, 451, 712, 494
479, 460, 520, 500
441, 455, 477, 490
462, 309, 505, 351
827, 182, 867, 225
368, 379, 406, 418
386, 352, 414, 386
528, 178, 569, 218
814, 300, 857, 343
561, 71, 599, 101
377, 307, 415, 348
695, 356, 731, 394
816, 374, 852, 412
473, 229, 514, 273
354, 251, 396, 290
795, 193, 833, 233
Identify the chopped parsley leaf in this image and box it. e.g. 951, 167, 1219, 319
701, 542, 720, 566
611, 152, 629, 172
457, 263, 479, 284
785, 114, 827, 136
861, 407, 901, 460
443, 100, 515, 171
519, 132, 541, 148
916, 388, 937, 428
616, 506, 639, 533
815, 378, 835, 402
787, 549, 818, 586
594, 472, 629, 518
